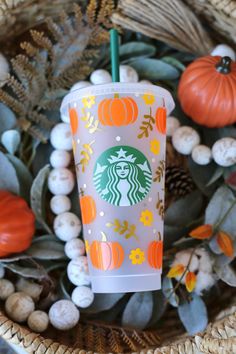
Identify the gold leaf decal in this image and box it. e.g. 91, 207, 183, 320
79, 140, 95, 172
138, 107, 155, 139
156, 192, 164, 220
81, 107, 101, 134
106, 219, 139, 240
153, 160, 165, 182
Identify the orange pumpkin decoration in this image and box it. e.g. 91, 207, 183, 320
90, 232, 124, 270
148, 239, 163, 269
0, 190, 35, 257
98, 94, 138, 126
79, 195, 96, 224
178, 56, 236, 127
155, 106, 166, 134
69, 108, 79, 135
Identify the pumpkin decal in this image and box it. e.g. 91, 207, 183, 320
178, 56, 236, 128
90, 232, 124, 270
147, 238, 163, 269
98, 94, 138, 126
69, 108, 79, 135
79, 194, 96, 224
155, 100, 166, 134
0, 190, 35, 257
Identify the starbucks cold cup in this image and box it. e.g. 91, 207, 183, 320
61, 83, 175, 293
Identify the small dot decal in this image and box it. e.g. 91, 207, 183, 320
83, 184, 87, 189
153, 229, 157, 234
77, 138, 80, 144
148, 197, 152, 202
88, 229, 92, 235
73, 102, 77, 108
99, 211, 105, 216
116, 136, 121, 142
152, 158, 156, 163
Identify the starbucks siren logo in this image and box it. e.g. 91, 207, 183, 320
93, 146, 152, 206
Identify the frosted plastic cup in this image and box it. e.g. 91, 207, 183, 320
61, 83, 175, 293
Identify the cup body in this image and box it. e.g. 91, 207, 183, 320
61, 83, 175, 293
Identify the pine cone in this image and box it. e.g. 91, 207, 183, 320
165, 165, 195, 197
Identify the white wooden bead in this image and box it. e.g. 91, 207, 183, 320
28, 311, 49, 333
54, 212, 81, 242
119, 65, 139, 82
172, 126, 200, 155
5, 292, 35, 323
192, 145, 212, 165
0, 53, 9, 87
166, 116, 180, 137
16, 278, 43, 302
212, 138, 236, 167
50, 123, 72, 151
139, 80, 152, 84
211, 44, 236, 61
50, 149, 71, 168
71, 286, 94, 308
90, 69, 112, 84
65, 238, 85, 259
0, 265, 5, 278
48, 168, 75, 195
49, 300, 80, 330
67, 256, 90, 286
70, 81, 92, 92
0, 279, 15, 300
50, 195, 71, 215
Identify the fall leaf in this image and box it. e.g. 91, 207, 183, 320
167, 264, 185, 278
185, 271, 196, 292
217, 231, 234, 258
189, 224, 213, 239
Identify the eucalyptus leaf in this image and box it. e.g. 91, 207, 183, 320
7, 154, 33, 201
59, 271, 71, 299
0, 103, 16, 134
4, 263, 47, 280
122, 292, 153, 330
205, 185, 236, 235
119, 42, 156, 62
214, 264, 236, 286
164, 225, 189, 249
81, 293, 125, 314
26, 238, 65, 260
206, 166, 224, 186
32, 143, 53, 176
0, 151, 19, 194
219, 126, 236, 139
30, 165, 52, 233
161, 56, 185, 71
178, 294, 208, 335
148, 291, 167, 327
165, 191, 203, 227
162, 277, 179, 307
1, 130, 20, 154
129, 58, 179, 80
0, 255, 31, 263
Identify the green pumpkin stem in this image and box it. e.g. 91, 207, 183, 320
114, 93, 119, 98
101, 231, 107, 242
216, 56, 232, 74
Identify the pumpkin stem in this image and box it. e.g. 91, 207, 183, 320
79, 188, 84, 197
216, 56, 232, 74
101, 231, 107, 242
157, 231, 161, 241
114, 93, 119, 98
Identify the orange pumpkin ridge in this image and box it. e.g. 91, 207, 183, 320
79, 195, 96, 224
147, 233, 163, 269
69, 108, 79, 135
178, 55, 236, 128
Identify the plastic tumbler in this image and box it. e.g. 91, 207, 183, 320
60, 83, 175, 293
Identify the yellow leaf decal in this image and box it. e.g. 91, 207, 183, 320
185, 271, 196, 292
167, 264, 185, 278
217, 231, 234, 258
189, 224, 213, 239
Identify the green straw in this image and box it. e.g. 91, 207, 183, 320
110, 29, 120, 82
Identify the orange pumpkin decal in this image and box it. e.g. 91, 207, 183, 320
79, 194, 96, 224
178, 56, 236, 128
0, 190, 35, 257
90, 232, 124, 270
98, 94, 138, 126
147, 235, 163, 269
69, 108, 79, 135
155, 100, 166, 134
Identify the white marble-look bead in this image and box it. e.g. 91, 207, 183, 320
28, 311, 49, 333
50, 149, 71, 168
70, 81, 92, 92
0, 265, 5, 278
139, 79, 152, 84
54, 212, 81, 242
192, 145, 212, 165
119, 65, 139, 83
50, 195, 71, 215
71, 286, 94, 308
212, 138, 236, 167
67, 256, 90, 286
90, 69, 112, 84
166, 116, 180, 137
172, 126, 200, 155
0, 53, 9, 87
0, 279, 15, 300
65, 238, 85, 259
50, 123, 72, 151
5, 292, 35, 323
49, 300, 80, 330
48, 168, 75, 195
211, 44, 236, 61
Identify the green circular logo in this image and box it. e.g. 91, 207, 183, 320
93, 145, 152, 206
